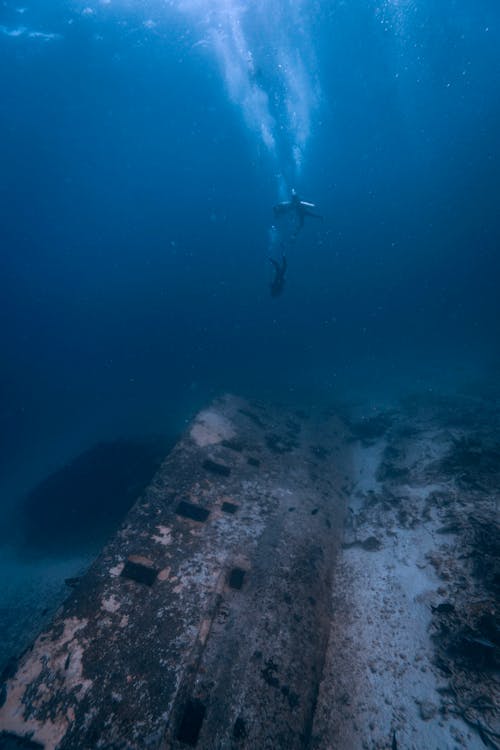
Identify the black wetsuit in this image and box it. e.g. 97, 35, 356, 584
273, 193, 323, 238
269, 255, 287, 297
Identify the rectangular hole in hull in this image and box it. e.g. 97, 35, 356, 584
228, 568, 246, 590
202, 459, 231, 477
176, 699, 206, 746
221, 502, 238, 514
175, 501, 210, 523
121, 557, 158, 586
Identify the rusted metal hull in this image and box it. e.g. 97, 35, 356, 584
0, 395, 349, 750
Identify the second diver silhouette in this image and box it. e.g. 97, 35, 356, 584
269, 253, 287, 298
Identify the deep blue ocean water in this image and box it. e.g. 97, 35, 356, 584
0, 1, 499, 649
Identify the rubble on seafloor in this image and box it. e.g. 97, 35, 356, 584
312, 391, 499, 750
0, 391, 498, 750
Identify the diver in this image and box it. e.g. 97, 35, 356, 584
269, 253, 287, 298
273, 189, 323, 238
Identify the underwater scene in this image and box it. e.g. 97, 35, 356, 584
0, 1, 499, 748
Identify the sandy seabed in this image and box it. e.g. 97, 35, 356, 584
313, 391, 499, 750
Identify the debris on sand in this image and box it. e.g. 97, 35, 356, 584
313, 390, 499, 750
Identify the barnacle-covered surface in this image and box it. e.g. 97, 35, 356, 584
0, 395, 348, 750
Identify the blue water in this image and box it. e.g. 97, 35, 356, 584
0, 2, 499, 531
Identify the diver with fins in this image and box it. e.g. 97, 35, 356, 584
273, 188, 323, 238
268, 189, 321, 297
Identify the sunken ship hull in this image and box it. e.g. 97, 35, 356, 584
0, 395, 348, 750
